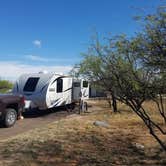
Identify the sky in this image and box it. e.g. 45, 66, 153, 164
0, 0, 164, 81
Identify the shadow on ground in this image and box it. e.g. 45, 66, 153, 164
22, 105, 80, 119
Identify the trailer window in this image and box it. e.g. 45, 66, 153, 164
83, 81, 88, 88
57, 78, 63, 93
73, 82, 80, 87
23, 77, 40, 92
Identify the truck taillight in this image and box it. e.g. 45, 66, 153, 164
21, 96, 25, 105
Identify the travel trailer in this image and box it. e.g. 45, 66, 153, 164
12, 72, 83, 110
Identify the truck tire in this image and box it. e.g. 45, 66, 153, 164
4, 108, 17, 127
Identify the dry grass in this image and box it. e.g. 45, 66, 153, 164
0, 100, 166, 166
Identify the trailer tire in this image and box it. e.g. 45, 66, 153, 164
65, 104, 74, 113
3, 108, 17, 128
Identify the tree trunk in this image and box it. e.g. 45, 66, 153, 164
111, 93, 117, 112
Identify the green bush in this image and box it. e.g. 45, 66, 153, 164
0, 80, 13, 93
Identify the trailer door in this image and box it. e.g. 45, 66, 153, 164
73, 81, 81, 101
48, 77, 64, 107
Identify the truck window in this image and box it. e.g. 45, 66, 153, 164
83, 81, 88, 88
23, 77, 40, 92
57, 78, 63, 93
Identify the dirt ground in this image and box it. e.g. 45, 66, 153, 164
0, 107, 77, 140
0, 100, 166, 166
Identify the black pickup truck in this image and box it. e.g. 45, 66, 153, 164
0, 94, 25, 127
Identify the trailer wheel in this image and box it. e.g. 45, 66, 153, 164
70, 103, 76, 110
65, 104, 75, 113
3, 108, 17, 127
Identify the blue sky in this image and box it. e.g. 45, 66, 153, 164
0, 0, 164, 80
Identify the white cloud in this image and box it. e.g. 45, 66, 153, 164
0, 61, 72, 81
25, 54, 80, 63
25, 55, 48, 62
32, 40, 41, 48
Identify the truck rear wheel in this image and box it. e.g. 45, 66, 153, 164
4, 108, 17, 127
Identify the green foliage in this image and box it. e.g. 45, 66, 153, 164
79, 55, 103, 81
136, 10, 166, 72
76, 10, 166, 102
0, 80, 13, 93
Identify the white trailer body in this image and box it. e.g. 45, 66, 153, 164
13, 73, 81, 110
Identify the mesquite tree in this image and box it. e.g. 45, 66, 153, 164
107, 35, 166, 151
74, 9, 166, 150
